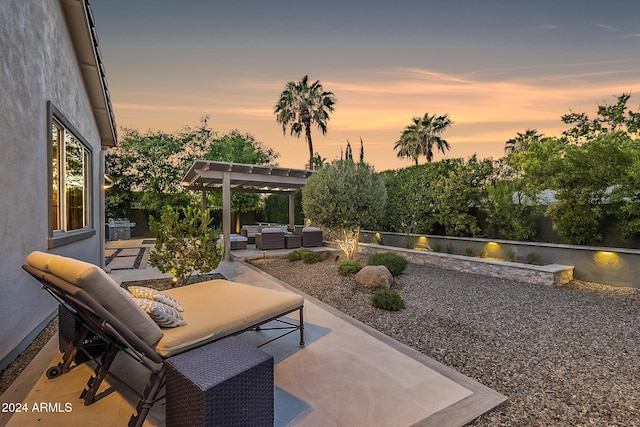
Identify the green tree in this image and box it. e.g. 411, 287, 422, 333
483, 179, 539, 241
504, 129, 543, 155
379, 161, 456, 234
203, 130, 279, 218
431, 156, 491, 237
302, 159, 386, 259
274, 75, 336, 170
311, 152, 327, 170
562, 93, 640, 144
262, 192, 304, 225
106, 120, 213, 217
203, 129, 278, 165
616, 147, 640, 239
394, 113, 452, 164
546, 133, 633, 244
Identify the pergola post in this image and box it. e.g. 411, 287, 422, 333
289, 191, 297, 232
222, 172, 231, 261
201, 189, 207, 233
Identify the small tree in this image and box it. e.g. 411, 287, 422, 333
148, 206, 222, 286
302, 159, 386, 259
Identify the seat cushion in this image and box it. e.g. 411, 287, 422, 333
157, 279, 303, 357
261, 227, 284, 234
43, 254, 163, 346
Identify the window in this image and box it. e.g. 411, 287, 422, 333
49, 103, 94, 247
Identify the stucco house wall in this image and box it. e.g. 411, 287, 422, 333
0, 0, 115, 369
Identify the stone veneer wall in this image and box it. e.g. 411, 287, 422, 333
359, 231, 640, 289
354, 243, 573, 287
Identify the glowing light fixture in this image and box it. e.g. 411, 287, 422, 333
103, 174, 115, 190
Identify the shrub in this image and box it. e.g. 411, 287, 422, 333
446, 243, 454, 254
287, 248, 311, 262
526, 251, 540, 265
338, 260, 362, 276
464, 247, 474, 257
372, 289, 405, 311
301, 250, 323, 264
148, 206, 222, 287
367, 252, 408, 277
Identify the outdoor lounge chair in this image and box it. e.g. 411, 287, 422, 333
255, 227, 285, 250
22, 251, 304, 427
240, 225, 261, 244
301, 227, 323, 247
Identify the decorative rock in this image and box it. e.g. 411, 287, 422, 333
355, 265, 394, 289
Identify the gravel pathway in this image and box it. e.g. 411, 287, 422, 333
251, 257, 640, 426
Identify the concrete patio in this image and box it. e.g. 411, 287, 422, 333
1, 239, 506, 426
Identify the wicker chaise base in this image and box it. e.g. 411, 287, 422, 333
165, 336, 274, 426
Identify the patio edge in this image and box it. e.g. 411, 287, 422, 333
241, 261, 508, 427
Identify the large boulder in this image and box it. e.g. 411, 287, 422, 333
355, 265, 394, 289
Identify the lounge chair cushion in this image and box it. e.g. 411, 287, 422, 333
25, 251, 55, 272
261, 227, 284, 233
35, 253, 164, 346
157, 279, 303, 357
128, 286, 184, 312
134, 298, 187, 328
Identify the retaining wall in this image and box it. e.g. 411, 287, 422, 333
358, 231, 640, 288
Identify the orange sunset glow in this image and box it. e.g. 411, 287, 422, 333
91, 1, 640, 171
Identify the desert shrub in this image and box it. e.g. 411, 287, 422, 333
301, 250, 323, 264
148, 206, 222, 286
338, 260, 362, 276
371, 289, 405, 311
367, 252, 408, 277
526, 251, 540, 265
287, 248, 312, 261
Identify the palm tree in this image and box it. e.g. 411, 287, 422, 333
394, 113, 452, 164
274, 75, 336, 170
504, 129, 543, 155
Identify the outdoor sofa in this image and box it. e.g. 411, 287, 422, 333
22, 251, 304, 427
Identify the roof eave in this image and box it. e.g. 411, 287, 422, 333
60, 0, 118, 147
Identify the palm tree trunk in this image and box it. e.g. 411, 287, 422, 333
305, 122, 314, 170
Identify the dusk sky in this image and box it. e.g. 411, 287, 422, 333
91, 0, 640, 171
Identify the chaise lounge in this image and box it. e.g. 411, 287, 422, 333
22, 251, 304, 427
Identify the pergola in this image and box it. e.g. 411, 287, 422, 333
182, 160, 313, 260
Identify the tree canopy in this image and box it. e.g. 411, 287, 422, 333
394, 113, 452, 164
274, 75, 336, 170
105, 122, 279, 218
302, 159, 386, 258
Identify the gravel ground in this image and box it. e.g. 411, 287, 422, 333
251, 256, 640, 427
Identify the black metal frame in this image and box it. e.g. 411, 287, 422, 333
22, 264, 304, 427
